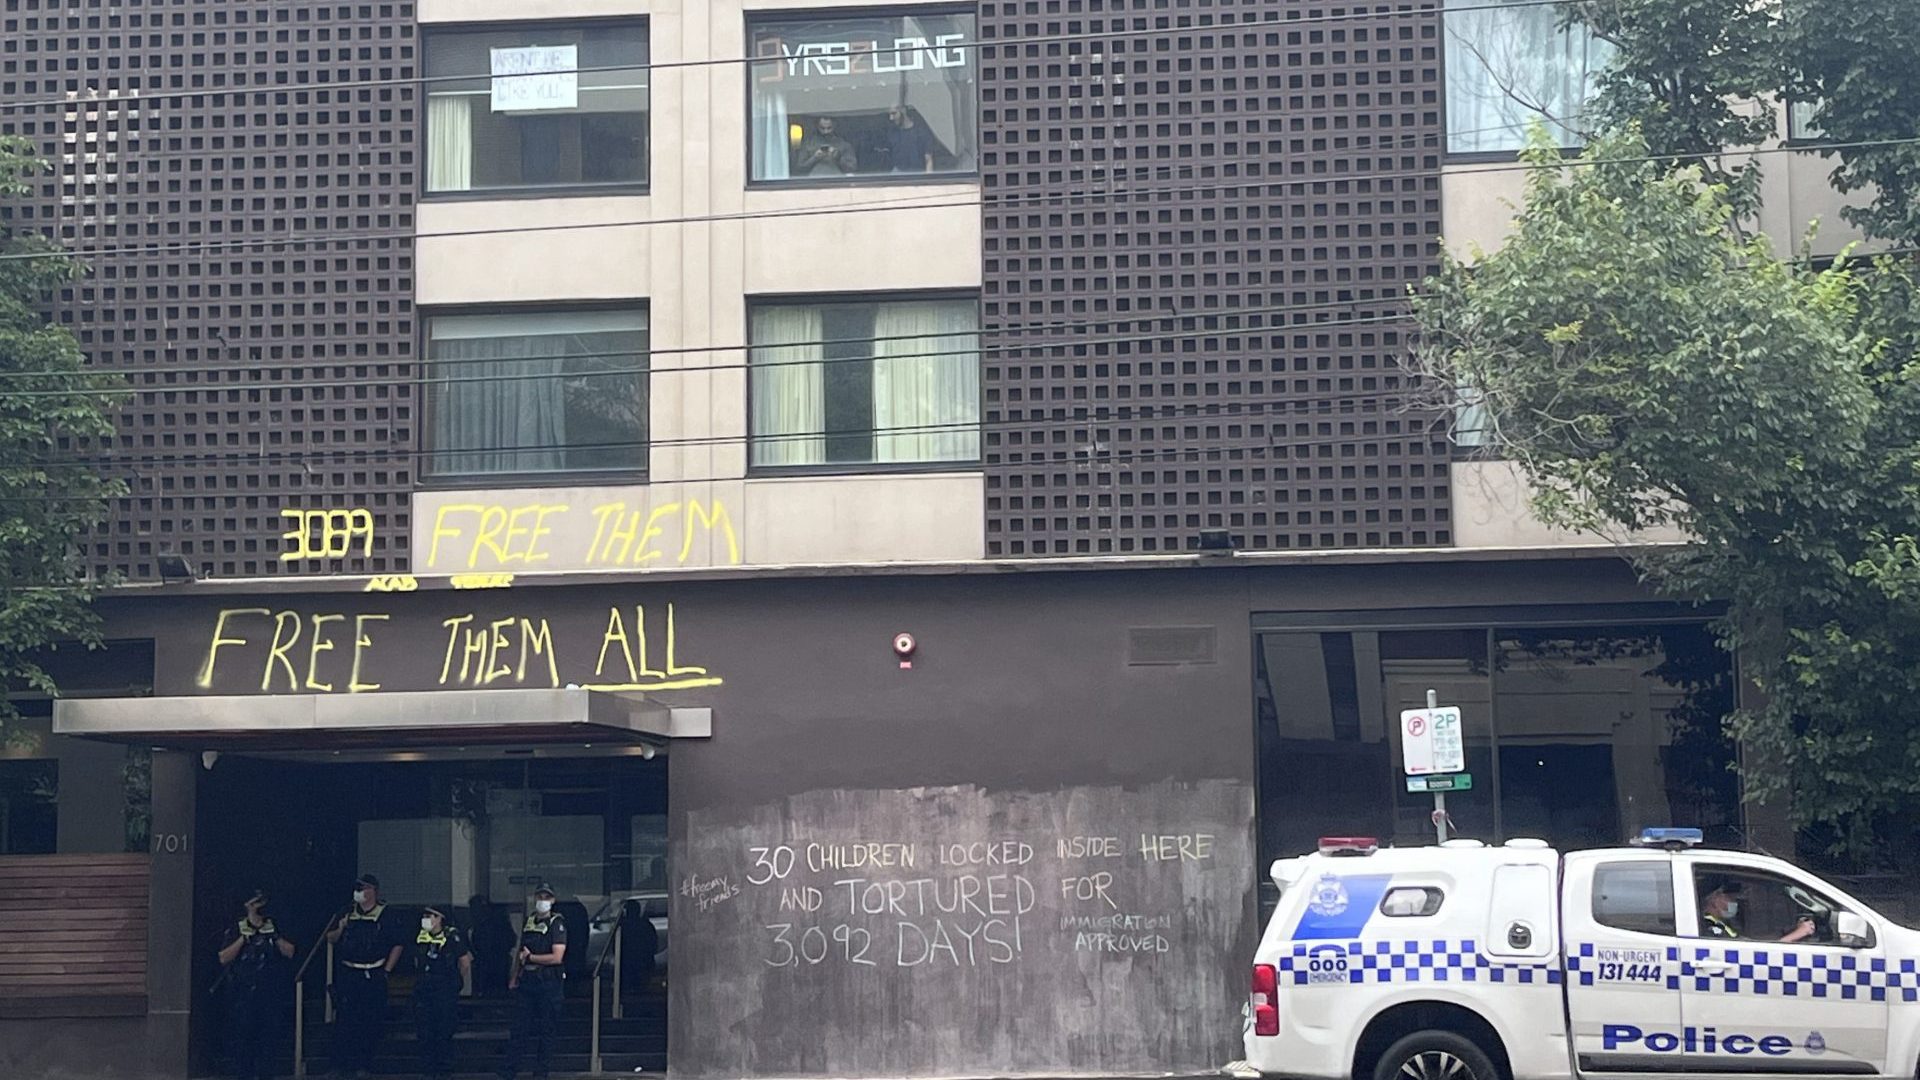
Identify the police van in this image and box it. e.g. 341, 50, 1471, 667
1245, 830, 1918, 1080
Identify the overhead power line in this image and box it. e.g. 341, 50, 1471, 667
0, 0, 1572, 115
3, 133, 1912, 268
0, 301, 1422, 393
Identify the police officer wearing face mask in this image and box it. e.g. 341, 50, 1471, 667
216, 888, 295, 1080
497, 883, 567, 1080
410, 906, 472, 1080
1701, 878, 1816, 942
323, 873, 405, 1079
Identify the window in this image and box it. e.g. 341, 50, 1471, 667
426, 310, 649, 479
1381, 887, 1445, 917
1789, 100, 1824, 142
1254, 621, 1740, 871
0, 760, 57, 855
1444, 0, 1613, 154
749, 10, 978, 182
425, 22, 649, 194
1592, 862, 1676, 935
1691, 864, 1854, 946
749, 296, 979, 468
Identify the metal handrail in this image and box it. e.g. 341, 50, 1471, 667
290, 914, 342, 1080
589, 907, 627, 1074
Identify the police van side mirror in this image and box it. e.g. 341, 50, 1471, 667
1834, 911, 1872, 948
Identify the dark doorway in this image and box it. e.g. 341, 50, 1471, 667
195, 750, 670, 1077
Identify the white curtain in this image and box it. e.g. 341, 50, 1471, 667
871, 301, 979, 463
427, 93, 475, 192
1443, 0, 1611, 154
751, 86, 791, 181
751, 306, 826, 466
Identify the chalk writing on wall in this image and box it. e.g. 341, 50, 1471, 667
280, 508, 376, 562
729, 832, 1215, 967
194, 603, 723, 694
420, 497, 741, 573
671, 782, 1253, 1079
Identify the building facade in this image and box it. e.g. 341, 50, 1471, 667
0, 0, 1863, 1077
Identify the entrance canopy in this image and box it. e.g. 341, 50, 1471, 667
52, 687, 712, 752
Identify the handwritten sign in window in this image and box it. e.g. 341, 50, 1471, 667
491, 45, 578, 112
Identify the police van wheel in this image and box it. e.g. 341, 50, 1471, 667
1373, 1031, 1500, 1080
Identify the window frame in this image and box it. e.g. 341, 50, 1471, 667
1379, 886, 1446, 918
0, 757, 59, 856
417, 301, 653, 488
1590, 859, 1680, 938
421, 16, 653, 201
1786, 98, 1824, 145
744, 288, 984, 477
1440, 0, 1610, 161
741, 4, 981, 190
1682, 859, 1873, 950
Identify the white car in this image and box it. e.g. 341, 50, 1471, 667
1246, 829, 1918, 1080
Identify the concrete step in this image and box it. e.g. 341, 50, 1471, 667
291, 1053, 667, 1076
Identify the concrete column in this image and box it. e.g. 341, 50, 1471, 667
143, 749, 197, 1077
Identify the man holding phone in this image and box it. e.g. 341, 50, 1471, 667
216, 887, 294, 1080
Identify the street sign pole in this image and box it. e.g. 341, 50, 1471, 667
1426, 688, 1447, 844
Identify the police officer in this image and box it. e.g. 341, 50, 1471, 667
216, 888, 295, 1080
498, 883, 567, 1080
410, 905, 472, 1080
323, 873, 404, 1079
1700, 878, 1816, 942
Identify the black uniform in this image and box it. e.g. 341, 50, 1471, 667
332, 904, 401, 1076
498, 910, 567, 1080
410, 925, 470, 1079
219, 916, 287, 1080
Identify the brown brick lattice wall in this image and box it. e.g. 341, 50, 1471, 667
978, 0, 1452, 556
0, 0, 416, 579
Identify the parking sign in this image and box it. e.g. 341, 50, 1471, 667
1401, 705, 1464, 775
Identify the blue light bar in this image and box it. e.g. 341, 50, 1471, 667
1635, 827, 1703, 847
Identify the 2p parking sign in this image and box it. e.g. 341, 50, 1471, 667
1400, 705, 1464, 775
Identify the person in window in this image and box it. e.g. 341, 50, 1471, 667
1700, 879, 1816, 942
794, 117, 859, 177
883, 105, 935, 173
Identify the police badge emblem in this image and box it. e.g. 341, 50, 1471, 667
1806, 1033, 1826, 1055
1307, 873, 1351, 917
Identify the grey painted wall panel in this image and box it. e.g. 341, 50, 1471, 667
671, 781, 1255, 1079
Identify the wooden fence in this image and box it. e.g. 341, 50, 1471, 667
0, 853, 149, 1018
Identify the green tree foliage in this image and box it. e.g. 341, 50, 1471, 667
0, 136, 125, 728
1413, 131, 1920, 853
1781, 0, 1920, 247
1566, 0, 1782, 207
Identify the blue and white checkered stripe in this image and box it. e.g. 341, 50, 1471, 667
1276, 940, 1562, 987
1683, 945, 1917, 1001
1565, 942, 1920, 1001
